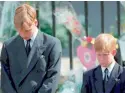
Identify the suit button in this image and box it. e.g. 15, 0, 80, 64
33, 86, 37, 90
36, 69, 41, 73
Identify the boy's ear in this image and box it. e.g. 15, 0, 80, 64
112, 49, 117, 56
34, 19, 38, 27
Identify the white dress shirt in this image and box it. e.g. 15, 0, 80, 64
24, 29, 38, 48
101, 61, 115, 80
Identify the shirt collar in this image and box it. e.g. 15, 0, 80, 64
101, 61, 115, 76
23, 28, 38, 47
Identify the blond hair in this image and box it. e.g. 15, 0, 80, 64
94, 33, 117, 53
14, 4, 36, 31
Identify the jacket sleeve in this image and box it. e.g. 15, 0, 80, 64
81, 72, 91, 93
114, 42, 122, 65
1, 43, 17, 93
38, 39, 62, 93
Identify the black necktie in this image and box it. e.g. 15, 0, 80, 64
103, 68, 109, 92
26, 39, 31, 56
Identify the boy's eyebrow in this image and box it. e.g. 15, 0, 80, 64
96, 53, 110, 54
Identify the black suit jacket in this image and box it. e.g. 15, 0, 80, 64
81, 63, 125, 93
1, 31, 62, 93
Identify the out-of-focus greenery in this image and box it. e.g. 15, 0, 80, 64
39, 19, 69, 48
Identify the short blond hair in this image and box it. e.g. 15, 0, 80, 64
94, 33, 117, 53
14, 4, 36, 31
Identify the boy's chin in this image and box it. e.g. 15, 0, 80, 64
100, 63, 108, 67
100, 62, 111, 67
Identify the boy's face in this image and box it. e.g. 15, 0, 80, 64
18, 26, 34, 40
16, 20, 38, 40
96, 50, 116, 67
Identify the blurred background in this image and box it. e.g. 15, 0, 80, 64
0, 1, 125, 93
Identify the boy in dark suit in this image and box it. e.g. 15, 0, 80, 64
1, 4, 62, 93
81, 33, 125, 93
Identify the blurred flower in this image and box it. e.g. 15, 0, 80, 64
77, 45, 96, 70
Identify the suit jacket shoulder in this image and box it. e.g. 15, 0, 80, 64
42, 32, 61, 46
40, 32, 62, 52
3, 35, 19, 47
83, 66, 100, 77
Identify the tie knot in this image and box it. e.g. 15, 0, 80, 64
104, 68, 108, 74
27, 39, 31, 42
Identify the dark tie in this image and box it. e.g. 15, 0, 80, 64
103, 68, 109, 92
26, 39, 31, 56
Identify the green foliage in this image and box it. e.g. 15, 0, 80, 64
39, 19, 69, 48
39, 19, 53, 35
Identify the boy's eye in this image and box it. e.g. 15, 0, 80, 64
97, 53, 109, 56
103, 53, 109, 56
97, 54, 101, 56
103, 54, 108, 56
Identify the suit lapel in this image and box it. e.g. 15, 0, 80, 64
16, 35, 28, 70
18, 31, 47, 86
12, 35, 28, 86
105, 63, 121, 93
94, 66, 104, 93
